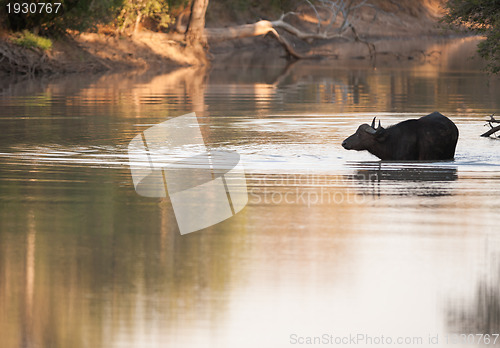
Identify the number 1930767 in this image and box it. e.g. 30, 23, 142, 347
6, 2, 62, 14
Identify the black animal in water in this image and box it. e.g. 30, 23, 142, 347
341, 112, 459, 161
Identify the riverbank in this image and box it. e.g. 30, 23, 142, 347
0, 0, 472, 75
0, 31, 204, 75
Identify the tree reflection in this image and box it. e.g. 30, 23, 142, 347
447, 261, 500, 335
0, 159, 247, 348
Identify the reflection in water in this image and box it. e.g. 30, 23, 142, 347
23, 211, 36, 348
0, 37, 500, 348
351, 162, 458, 197
0, 169, 246, 347
447, 254, 500, 335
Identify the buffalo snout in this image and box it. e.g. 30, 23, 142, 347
341, 138, 351, 149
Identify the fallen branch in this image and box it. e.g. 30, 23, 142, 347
204, 20, 323, 59
481, 125, 500, 138
349, 24, 375, 60
204, 16, 360, 59
481, 113, 500, 137
203, 0, 375, 60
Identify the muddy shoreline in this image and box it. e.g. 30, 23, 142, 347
0, 30, 479, 76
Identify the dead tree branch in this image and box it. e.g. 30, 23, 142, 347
205, 20, 316, 59
481, 113, 500, 138
204, 0, 375, 60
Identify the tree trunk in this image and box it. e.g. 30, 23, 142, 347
185, 0, 209, 46
133, 12, 142, 37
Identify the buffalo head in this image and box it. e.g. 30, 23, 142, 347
342, 117, 385, 151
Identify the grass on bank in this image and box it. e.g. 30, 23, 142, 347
11, 31, 53, 51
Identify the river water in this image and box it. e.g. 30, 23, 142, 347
1, 37, 500, 348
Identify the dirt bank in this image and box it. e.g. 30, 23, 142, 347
0, 30, 204, 75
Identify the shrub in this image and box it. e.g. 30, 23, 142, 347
11, 30, 53, 50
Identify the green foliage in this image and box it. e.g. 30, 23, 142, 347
116, 0, 173, 31
443, 0, 500, 74
11, 30, 53, 50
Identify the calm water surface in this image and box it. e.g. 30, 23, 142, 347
1, 38, 500, 348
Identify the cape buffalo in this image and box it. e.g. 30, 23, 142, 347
341, 112, 459, 161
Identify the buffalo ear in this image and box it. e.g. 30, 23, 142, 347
364, 126, 377, 135
375, 128, 388, 142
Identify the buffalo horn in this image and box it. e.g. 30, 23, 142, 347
371, 117, 376, 128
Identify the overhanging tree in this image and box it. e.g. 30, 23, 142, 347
444, 0, 500, 74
